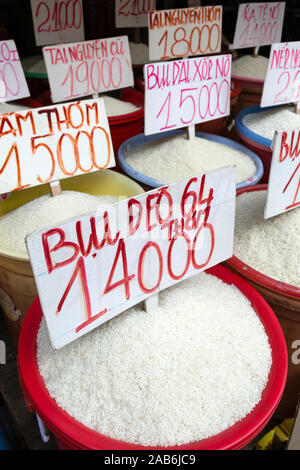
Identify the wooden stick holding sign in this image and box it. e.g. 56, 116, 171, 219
26, 166, 236, 349
50, 181, 62, 197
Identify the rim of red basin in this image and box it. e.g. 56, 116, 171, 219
18, 264, 287, 450
227, 184, 300, 301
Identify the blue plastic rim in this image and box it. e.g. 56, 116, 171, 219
118, 129, 264, 190
235, 105, 282, 149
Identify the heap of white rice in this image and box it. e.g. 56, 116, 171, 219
102, 95, 139, 117
0, 191, 118, 256
232, 55, 269, 80
37, 271, 272, 447
125, 134, 256, 184
243, 106, 300, 141
234, 190, 300, 287
129, 42, 149, 64
0, 103, 30, 114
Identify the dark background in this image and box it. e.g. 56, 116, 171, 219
0, 1, 299, 59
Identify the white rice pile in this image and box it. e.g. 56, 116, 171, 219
232, 55, 269, 80
101, 95, 139, 117
243, 106, 300, 141
129, 42, 149, 64
234, 190, 300, 287
125, 134, 256, 184
37, 271, 272, 447
0, 191, 118, 256
0, 103, 30, 114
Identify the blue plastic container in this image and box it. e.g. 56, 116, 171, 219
118, 130, 263, 190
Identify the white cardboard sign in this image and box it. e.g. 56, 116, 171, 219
265, 128, 300, 218
148, 6, 222, 61
30, 0, 85, 47
115, 0, 156, 28
144, 54, 231, 136
26, 166, 236, 349
0, 40, 30, 103
0, 98, 115, 195
43, 36, 134, 103
232, 2, 285, 49
261, 41, 300, 108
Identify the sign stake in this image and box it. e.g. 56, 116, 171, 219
252, 46, 259, 57
50, 180, 62, 197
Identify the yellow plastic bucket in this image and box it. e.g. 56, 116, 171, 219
0, 170, 143, 346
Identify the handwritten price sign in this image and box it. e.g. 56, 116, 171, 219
43, 36, 134, 103
115, 0, 156, 28
26, 166, 235, 349
0, 40, 29, 103
261, 42, 300, 108
148, 6, 222, 61
0, 98, 115, 195
30, 0, 84, 46
265, 128, 300, 218
232, 2, 285, 49
144, 54, 231, 135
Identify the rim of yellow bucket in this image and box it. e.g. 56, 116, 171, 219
0, 169, 144, 262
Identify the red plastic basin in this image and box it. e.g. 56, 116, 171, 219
18, 264, 287, 450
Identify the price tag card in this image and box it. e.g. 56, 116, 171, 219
26, 166, 236, 349
148, 5, 222, 61
144, 54, 231, 135
261, 41, 300, 107
0, 98, 115, 195
0, 40, 29, 103
43, 36, 134, 103
265, 128, 300, 218
232, 2, 285, 49
115, 0, 156, 28
30, 0, 85, 46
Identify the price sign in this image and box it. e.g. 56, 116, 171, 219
26, 166, 236, 349
30, 0, 85, 46
0, 98, 115, 195
115, 0, 156, 28
43, 36, 134, 103
232, 2, 285, 49
0, 40, 29, 103
265, 128, 300, 218
261, 41, 300, 108
148, 5, 222, 61
144, 54, 231, 135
